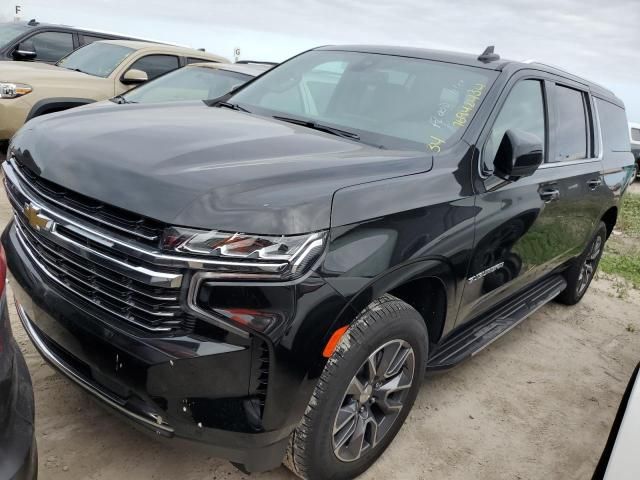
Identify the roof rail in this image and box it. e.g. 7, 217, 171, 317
522, 59, 574, 75
522, 59, 611, 92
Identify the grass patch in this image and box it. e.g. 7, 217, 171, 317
617, 192, 640, 236
600, 192, 640, 288
600, 249, 640, 287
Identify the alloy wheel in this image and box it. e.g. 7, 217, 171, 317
577, 235, 602, 296
332, 339, 415, 462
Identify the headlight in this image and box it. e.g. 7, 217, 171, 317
0, 82, 32, 99
162, 227, 327, 280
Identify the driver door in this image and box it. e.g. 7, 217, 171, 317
457, 74, 570, 325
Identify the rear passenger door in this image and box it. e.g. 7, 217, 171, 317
543, 80, 603, 260
459, 73, 603, 326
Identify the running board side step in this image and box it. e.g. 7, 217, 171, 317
426, 275, 567, 371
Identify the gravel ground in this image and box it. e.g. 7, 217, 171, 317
4, 191, 640, 480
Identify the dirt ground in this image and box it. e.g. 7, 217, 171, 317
4, 187, 640, 480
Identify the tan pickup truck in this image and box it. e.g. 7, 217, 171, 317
0, 39, 227, 151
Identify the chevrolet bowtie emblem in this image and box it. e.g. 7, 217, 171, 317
23, 203, 52, 231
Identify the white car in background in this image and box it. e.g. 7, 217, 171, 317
593, 363, 640, 480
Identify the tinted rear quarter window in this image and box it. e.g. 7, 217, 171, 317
596, 98, 630, 152
554, 85, 588, 162
630, 128, 640, 143
30, 31, 75, 62
81, 35, 109, 46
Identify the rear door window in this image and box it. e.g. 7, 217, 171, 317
632, 128, 640, 142
554, 85, 588, 162
29, 31, 75, 62
127, 54, 180, 80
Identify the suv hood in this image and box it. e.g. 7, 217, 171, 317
11, 102, 432, 234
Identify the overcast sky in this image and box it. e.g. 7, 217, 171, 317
2, 0, 639, 120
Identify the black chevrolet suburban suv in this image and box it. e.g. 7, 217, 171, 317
1, 45, 635, 479
0, 19, 145, 64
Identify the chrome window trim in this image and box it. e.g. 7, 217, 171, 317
538, 157, 601, 169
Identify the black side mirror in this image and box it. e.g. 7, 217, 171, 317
494, 129, 543, 181
13, 40, 37, 60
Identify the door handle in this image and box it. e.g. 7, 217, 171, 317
539, 188, 560, 203
587, 179, 602, 189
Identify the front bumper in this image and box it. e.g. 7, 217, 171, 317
0, 291, 37, 480
3, 221, 299, 472
0, 98, 31, 142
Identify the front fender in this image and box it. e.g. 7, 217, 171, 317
323, 257, 457, 340
26, 97, 96, 121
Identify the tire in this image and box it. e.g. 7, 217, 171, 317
556, 221, 607, 305
285, 294, 428, 480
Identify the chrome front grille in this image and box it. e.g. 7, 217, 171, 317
3, 159, 187, 333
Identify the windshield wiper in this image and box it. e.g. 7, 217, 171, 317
63, 67, 88, 74
272, 115, 360, 141
218, 101, 251, 113
111, 95, 129, 104
61, 66, 99, 77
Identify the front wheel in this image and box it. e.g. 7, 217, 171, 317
556, 221, 607, 305
285, 294, 428, 480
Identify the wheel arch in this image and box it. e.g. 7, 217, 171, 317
324, 259, 457, 358
26, 97, 96, 122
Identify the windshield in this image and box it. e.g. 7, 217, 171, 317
123, 66, 251, 103
0, 22, 29, 49
57, 42, 134, 78
230, 50, 497, 151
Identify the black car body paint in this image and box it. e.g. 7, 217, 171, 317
0, 249, 37, 480
2, 46, 635, 473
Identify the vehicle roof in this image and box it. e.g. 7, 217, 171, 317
188, 62, 272, 76
315, 44, 513, 70
3, 20, 185, 46
7, 20, 139, 37
97, 39, 228, 62
315, 45, 621, 106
